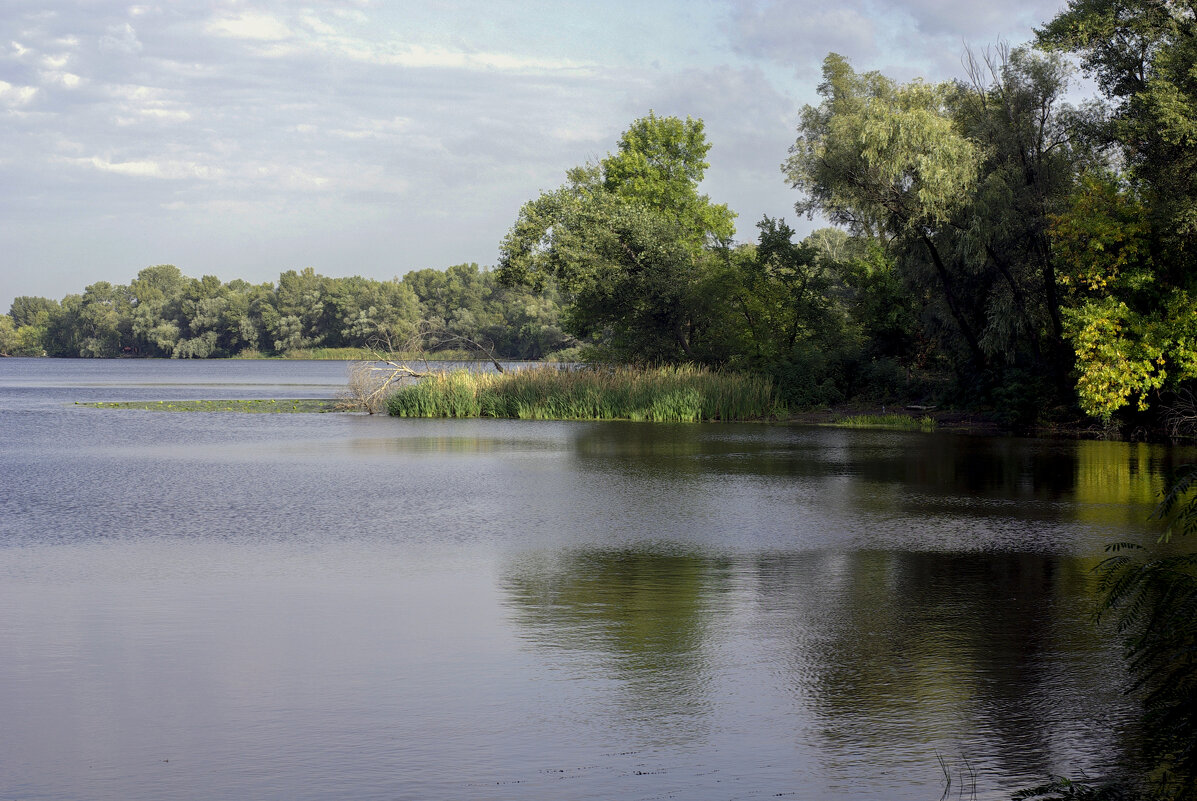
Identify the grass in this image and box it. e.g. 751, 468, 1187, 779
386, 365, 781, 422
827, 413, 936, 432
80, 399, 339, 413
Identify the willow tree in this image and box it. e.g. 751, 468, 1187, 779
785, 54, 986, 372
498, 113, 735, 363
785, 51, 1085, 401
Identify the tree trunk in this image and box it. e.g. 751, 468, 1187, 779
920, 234, 987, 371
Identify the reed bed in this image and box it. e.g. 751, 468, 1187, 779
386, 365, 781, 422
829, 413, 935, 431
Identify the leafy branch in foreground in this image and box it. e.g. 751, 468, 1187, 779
1094, 465, 1197, 800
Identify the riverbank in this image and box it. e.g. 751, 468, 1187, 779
788, 403, 1132, 439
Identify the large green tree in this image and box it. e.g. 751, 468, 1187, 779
498, 112, 735, 362
784, 50, 1087, 406
1038, 0, 1197, 419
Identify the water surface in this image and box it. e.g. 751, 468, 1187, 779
1, 358, 1189, 800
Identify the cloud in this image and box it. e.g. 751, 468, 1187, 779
205, 12, 293, 41
731, 0, 878, 73
256, 36, 590, 74
726, 0, 1061, 82
894, 0, 1063, 38
65, 156, 225, 180
99, 22, 143, 55
40, 70, 82, 88
0, 80, 38, 106
105, 84, 192, 125
0, 0, 1077, 313
325, 116, 411, 140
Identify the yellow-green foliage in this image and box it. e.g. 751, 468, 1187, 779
1063, 292, 1197, 419
1052, 174, 1197, 418
386, 365, 780, 422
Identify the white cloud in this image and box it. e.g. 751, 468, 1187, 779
104, 84, 192, 124
41, 71, 82, 89
327, 116, 411, 140
252, 31, 589, 74
0, 80, 38, 106
67, 156, 225, 180
894, 0, 1062, 37
548, 124, 608, 144
206, 12, 293, 41
362, 43, 588, 73
248, 164, 329, 189
100, 22, 143, 54
300, 14, 337, 36
138, 107, 191, 121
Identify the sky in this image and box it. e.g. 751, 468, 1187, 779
0, 0, 1069, 313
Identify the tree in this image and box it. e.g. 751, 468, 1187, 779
128, 265, 185, 356
784, 50, 1088, 409
270, 268, 327, 352
324, 276, 420, 350
1038, 0, 1197, 264
1038, 0, 1197, 420
8, 296, 59, 328
6, 296, 58, 356
784, 53, 988, 372
721, 217, 839, 364
498, 112, 735, 363
74, 282, 132, 357
1050, 172, 1197, 418
0, 315, 16, 356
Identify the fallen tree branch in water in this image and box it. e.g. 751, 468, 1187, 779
338, 355, 430, 414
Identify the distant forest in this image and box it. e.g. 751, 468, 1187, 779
5, 0, 1197, 434
1, 263, 575, 362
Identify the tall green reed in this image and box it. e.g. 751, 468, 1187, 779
386, 365, 780, 422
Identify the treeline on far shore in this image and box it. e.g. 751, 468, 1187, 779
0, 263, 576, 363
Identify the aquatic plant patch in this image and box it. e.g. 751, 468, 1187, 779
827, 413, 935, 431
79, 399, 340, 413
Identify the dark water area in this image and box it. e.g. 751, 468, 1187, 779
1, 358, 1193, 800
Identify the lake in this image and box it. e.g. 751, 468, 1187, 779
1, 358, 1190, 800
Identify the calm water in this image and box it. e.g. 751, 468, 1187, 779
1, 358, 1191, 800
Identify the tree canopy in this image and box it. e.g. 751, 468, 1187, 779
498, 112, 735, 363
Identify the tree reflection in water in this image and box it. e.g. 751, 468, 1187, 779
502, 547, 731, 747
503, 545, 1143, 795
